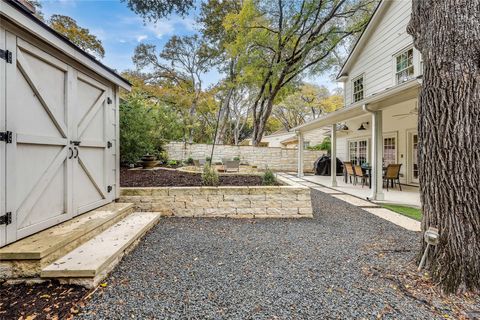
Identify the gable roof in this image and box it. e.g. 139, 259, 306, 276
2, 0, 131, 90
336, 0, 392, 81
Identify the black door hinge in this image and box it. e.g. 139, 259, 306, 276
0, 212, 12, 225
107, 97, 112, 104
0, 131, 12, 143
107, 185, 113, 193
0, 49, 12, 64
107, 141, 112, 149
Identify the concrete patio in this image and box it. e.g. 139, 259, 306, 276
296, 174, 420, 207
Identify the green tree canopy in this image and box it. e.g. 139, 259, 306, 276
49, 14, 105, 59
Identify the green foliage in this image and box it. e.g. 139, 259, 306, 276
119, 94, 162, 165
262, 169, 277, 186
167, 160, 178, 166
49, 15, 105, 59
206, 156, 212, 163
185, 157, 194, 165
381, 204, 422, 221
223, 0, 374, 144
202, 164, 219, 186
122, 0, 194, 21
158, 151, 169, 163
307, 137, 331, 153
233, 156, 240, 161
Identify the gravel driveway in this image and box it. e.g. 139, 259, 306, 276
78, 189, 436, 319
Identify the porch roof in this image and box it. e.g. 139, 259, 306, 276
295, 78, 422, 133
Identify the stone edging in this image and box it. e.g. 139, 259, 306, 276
119, 179, 312, 219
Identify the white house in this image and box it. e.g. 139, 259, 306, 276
0, 0, 131, 247
243, 127, 330, 149
295, 0, 421, 201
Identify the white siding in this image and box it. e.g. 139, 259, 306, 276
344, 0, 421, 106
336, 98, 418, 183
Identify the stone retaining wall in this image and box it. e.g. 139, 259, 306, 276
165, 142, 325, 172
119, 185, 313, 219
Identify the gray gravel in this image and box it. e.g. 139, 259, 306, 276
78, 189, 438, 319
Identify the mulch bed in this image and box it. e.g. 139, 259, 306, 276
121, 167, 264, 187
0, 281, 89, 319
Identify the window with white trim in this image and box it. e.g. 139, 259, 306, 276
349, 139, 368, 165
352, 76, 364, 102
395, 48, 414, 84
383, 136, 396, 165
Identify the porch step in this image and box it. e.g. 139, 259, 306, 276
41, 212, 160, 288
0, 203, 134, 279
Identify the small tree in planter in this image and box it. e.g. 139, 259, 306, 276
202, 163, 219, 186
262, 168, 277, 186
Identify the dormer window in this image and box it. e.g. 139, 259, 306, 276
353, 76, 364, 103
396, 48, 414, 84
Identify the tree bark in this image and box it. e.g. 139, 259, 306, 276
407, 0, 480, 293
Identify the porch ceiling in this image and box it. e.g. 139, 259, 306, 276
296, 78, 421, 133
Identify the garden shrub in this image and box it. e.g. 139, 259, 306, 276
157, 151, 169, 164
262, 169, 277, 186
167, 160, 178, 167
206, 156, 212, 163
233, 156, 240, 161
119, 94, 164, 165
185, 157, 194, 165
202, 164, 219, 186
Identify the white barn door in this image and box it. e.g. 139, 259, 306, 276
0, 26, 7, 247
72, 72, 114, 216
5, 36, 73, 241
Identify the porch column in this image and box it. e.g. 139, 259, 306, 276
330, 123, 338, 187
370, 110, 384, 200
297, 131, 304, 177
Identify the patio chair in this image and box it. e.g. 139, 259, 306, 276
354, 165, 368, 187
383, 164, 402, 191
223, 160, 240, 172
344, 162, 355, 183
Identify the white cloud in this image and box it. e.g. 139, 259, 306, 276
136, 35, 148, 42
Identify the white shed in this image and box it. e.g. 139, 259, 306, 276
0, 0, 131, 247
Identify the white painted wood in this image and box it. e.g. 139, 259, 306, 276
296, 132, 304, 177
342, 0, 419, 106
73, 71, 114, 215
330, 124, 337, 187
2, 31, 120, 245
0, 26, 6, 247
6, 33, 72, 242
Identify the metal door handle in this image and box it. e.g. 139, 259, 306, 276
68, 147, 74, 159
74, 147, 79, 159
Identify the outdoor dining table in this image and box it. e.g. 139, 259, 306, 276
342, 165, 387, 188
361, 166, 387, 188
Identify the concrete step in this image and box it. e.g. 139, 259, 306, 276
0, 203, 134, 279
41, 212, 160, 288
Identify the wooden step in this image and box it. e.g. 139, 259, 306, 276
41, 212, 160, 288
0, 203, 134, 279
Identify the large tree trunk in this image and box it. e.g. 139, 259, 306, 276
407, 0, 480, 293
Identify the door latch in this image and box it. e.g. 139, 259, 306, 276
107, 185, 113, 193
107, 141, 112, 149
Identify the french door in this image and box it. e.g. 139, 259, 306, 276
409, 132, 419, 184
2, 33, 115, 245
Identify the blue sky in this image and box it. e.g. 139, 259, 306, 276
39, 0, 338, 90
